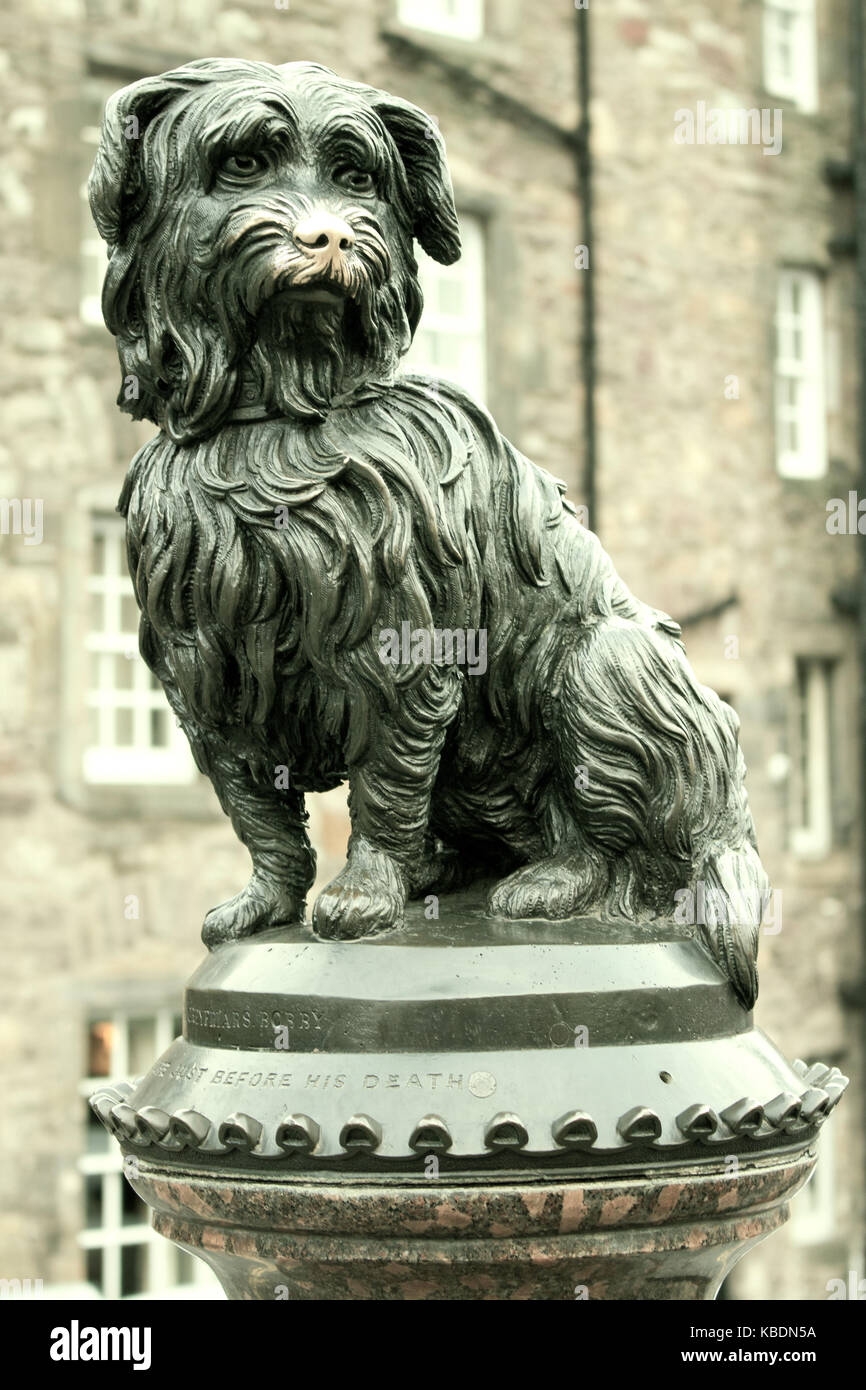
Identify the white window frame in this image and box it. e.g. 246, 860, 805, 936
789, 1111, 836, 1245
79, 1010, 219, 1298
397, 0, 483, 41
762, 0, 818, 113
774, 269, 826, 479
80, 126, 108, 326
403, 213, 487, 402
83, 0, 219, 23
791, 657, 833, 857
84, 513, 196, 786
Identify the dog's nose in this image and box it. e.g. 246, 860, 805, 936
293, 212, 356, 256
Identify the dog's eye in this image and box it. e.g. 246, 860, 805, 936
333, 166, 375, 194
221, 153, 266, 179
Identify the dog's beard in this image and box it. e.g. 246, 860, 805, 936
246, 280, 411, 418
199, 196, 414, 421
116, 195, 421, 438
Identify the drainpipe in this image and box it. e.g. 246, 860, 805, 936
576, 5, 597, 535
852, 0, 866, 1280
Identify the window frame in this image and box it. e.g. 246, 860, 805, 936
83, 512, 195, 787
80, 125, 108, 327
403, 212, 487, 402
762, 0, 818, 113
396, 0, 483, 42
774, 268, 827, 480
790, 656, 835, 858
789, 1107, 837, 1246
79, 1008, 219, 1298
59, 484, 213, 816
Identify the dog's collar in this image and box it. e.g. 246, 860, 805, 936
226, 402, 283, 422
224, 377, 394, 425
226, 377, 284, 423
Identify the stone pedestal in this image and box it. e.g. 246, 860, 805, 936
92, 890, 846, 1300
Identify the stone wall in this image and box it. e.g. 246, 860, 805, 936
0, 0, 860, 1300
594, 0, 862, 1299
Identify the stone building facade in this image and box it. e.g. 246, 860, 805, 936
593, 0, 863, 1301
0, 0, 860, 1299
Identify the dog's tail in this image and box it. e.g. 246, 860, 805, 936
696, 840, 768, 1011
556, 617, 768, 1009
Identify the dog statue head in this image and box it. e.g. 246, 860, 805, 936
88, 59, 462, 441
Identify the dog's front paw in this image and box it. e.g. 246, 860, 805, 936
202, 875, 304, 949
313, 839, 405, 940
488, 855, 598, 921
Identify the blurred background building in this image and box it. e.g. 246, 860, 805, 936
0, 0, 862, 1299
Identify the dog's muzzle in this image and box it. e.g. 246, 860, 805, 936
281, 212, 357, 304
212, 196, 394, 326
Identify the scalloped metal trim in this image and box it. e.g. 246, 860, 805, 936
617, 1106, 662, 1143
409, 1115, 453, 1154
339, 1114, 382, 1153
276, 1114, 321, 1155
88, 1064, 848, 1163
484, 1113, 529, 1151
551, 1110, 598, 1148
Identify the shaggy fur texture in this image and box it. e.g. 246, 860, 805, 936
91, 59, 768, 1006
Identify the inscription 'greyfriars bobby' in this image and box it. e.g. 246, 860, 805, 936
89, 59, 768, 1007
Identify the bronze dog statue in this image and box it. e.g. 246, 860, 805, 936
89, 59, 768, 1006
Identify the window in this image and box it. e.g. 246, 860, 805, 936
791, 658, 834, 857
84, 0, 218, 21
397, 0, 483, 41
80, 1012, 221, 1298
789, 1106, 836, 1245
762, 1, 818, 112
774, 269, 826, 479
85, 514, 195, 785
403, 214, 486, 401
80, 126, 108, 326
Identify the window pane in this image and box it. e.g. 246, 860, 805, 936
763, 0, 817, 111
88, 1020, 114, 1078
150, 708, 170, 748
175, 1247, 198, 1285
85, 1100, 110, 1156
84, 513, 195, 784
121, 1242, 149, 1298
397, 0, 482, 40
90, 591, 105, 632
115, 707, 134, 745
775, 271, 825, 477
403, 214, 485, 401
85, 1249, 102, 1290
122, 1174, 146, 1226
128, 1017, 157, 1074
121, 593, 139, 633
84, 1177, 103, 1230
793, 658, 833, 854
116, 654, 135, 690
438, 278, 464, 316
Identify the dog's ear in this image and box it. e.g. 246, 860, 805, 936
370, 94, 462, 266
88, 76, 178, 247
88, 65, 225, 247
